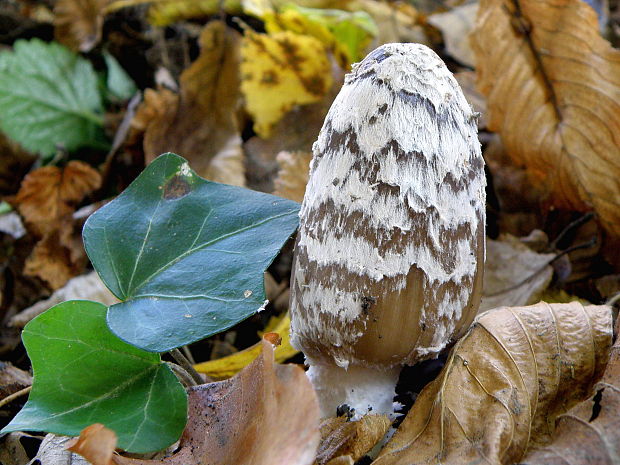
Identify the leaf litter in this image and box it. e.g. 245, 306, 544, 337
1, 0, 620, 463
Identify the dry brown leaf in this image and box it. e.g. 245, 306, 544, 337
15, 160, 101, 236
114, 340, 320, 465
317, 415, 390, 465
520, 323, 620, 464
471, 0, 620, 239
66, 424, 117, 465
141, 21, 245, 186
273, 151, 312, 202
24, 229, 84, 290
480, 234, 555, 311
374, 302, 612, 465
54, 0, 109, 52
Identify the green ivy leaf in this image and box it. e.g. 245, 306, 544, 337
0, 300, 187, 453
0, 39, 105, 157
103, 51, 137, 102
84, 153, 300, 352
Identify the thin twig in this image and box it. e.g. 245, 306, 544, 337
549, 212, 595, 250
0, 386, 31, 409
170, 349, 204, 385
181, 345, 195, 365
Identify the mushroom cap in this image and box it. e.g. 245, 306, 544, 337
289, 43, 486, 370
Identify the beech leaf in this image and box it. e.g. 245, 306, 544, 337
471, 0, 620, 238
83, 152, 300, 352
374, 302, 612, 465
0, 301, 188, 453
114, 340, 320, 465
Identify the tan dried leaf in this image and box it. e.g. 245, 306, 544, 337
15, 160, 101, 236
454, 71, 487, 129
24, 227, 88, 290
141, 21, 245, 186
317, 415, 390, 465
273, 151, 312, 202
471, 0, 620, 238
66, 424, 117, 465
374, 302, 612, 465
521, 322, 620, 464
480, 234, 555, 312
54, 0, 108, 52
428, 3, 478, 67
114, 340, 320, 465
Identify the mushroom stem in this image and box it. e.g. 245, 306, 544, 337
306, 361, 401, 419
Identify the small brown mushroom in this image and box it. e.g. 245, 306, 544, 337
289, 43, 486, 418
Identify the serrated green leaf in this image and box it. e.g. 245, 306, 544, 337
0, 300, 187, 453
103, 51, 137, 101
83, 153, 300, 352
0, 39, 105, 157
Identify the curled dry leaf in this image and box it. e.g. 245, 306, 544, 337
480, 234, 555, 311
520, 330, 620, 464
317, 414, 391, 465
14, 160, 101, 289
24, 228, 88, 290
273, 151, 312, 202
66, 424, 117, 465
140, 21, 245, 186
374, 302, 612, 465
115, 340, 320, 465
240, 29, 332, 138
54, 0, 109, 52
14, 160, 101, 236
471, 0, 620, 239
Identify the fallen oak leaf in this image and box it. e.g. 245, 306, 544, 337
114, 339, 320, 465
66, 424, 117, 465
14, 160, 101, 236
373, 302, 612, 465
24, 227, 88, 290
470, 0, 620, 240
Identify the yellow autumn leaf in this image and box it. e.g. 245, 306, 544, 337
104, 0, 242, 26
240, 29, 332, 138
194, 313, 298, 380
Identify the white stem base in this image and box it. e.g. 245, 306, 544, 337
305, 362, 401, 420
